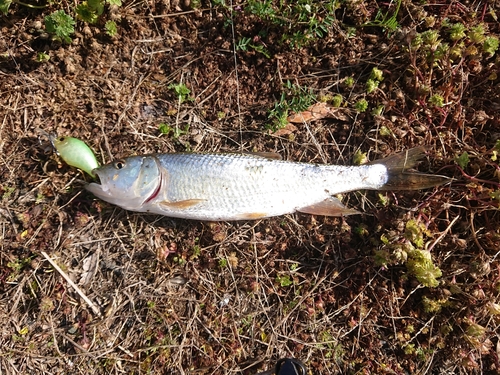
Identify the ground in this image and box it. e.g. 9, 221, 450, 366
1, 0, 500, 374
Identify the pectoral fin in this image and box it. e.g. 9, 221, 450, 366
298, 197, 360, 217
159, 199, 205, 210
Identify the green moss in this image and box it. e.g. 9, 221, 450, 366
407, 249, 442, 287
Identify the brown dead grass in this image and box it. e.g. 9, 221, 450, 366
1, 0, 500, 374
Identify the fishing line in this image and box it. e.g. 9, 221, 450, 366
229, 0, 243, 152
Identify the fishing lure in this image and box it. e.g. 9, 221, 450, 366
37, 129, 100, 177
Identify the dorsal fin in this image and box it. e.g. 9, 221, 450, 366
244, 151, 283, 160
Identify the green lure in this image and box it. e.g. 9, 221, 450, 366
49, 135, 100, 177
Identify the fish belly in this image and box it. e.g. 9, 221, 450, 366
141, 154, 383, 221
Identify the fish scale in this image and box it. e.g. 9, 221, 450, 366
154, 153, 374, 218
85, 148, 448, 221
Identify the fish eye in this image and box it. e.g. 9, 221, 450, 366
114, 160, 126, 170
58, 137, 66, 142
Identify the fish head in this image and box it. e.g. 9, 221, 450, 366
86, 155, 162, 210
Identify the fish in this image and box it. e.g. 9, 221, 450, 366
85, 147, 448, 221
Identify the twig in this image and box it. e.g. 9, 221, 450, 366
426, 215, 460, 252
61, 334, 92, 355
41, 251, 102, 317
49, 315, 63, 358
469, 211, 486, 254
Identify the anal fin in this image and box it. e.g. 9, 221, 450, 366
298, 197, 360, 217
234, 212, 268, 220
159, 199, 204, 210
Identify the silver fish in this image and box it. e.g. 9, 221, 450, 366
85, 147, 447, 221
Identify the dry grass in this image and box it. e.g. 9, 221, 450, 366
1, 0, 500, 374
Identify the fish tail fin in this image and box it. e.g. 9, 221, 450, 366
370, 147, 450, 191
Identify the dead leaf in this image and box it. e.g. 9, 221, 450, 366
228, 252, 239, 268
287, 102, 350, 123
79, 252, 99, 286
273, 123, 297, 136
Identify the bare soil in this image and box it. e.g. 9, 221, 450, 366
1, 1, 500, 374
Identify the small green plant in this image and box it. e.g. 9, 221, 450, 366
379, 125, 392, 136
428, 94, 445, 107
363, 0, 401, 32
331, 94, 343, 107
318, 330, 345, 360
244, 0, 337, 49
371, 104, 384, 116
235, 36, 270, 58
75, 0, 102, 24
375, 220, 442, 287
268, 95, 290, 131
7, 256, 34, 282
211, 0, 226, 6
344, 76, 355, 87
0, 0, 45, 15
191, 245, 201, 259
168, 83, 193, 103
483, 36, 499, 56
35, 52, 50, 62
354, 224, 369, 237
468, 24, 486, 44
377, 193, 389, 206
158, 123, 189, 139
159, 123, 171, 135
2, 185, 15, 200
42, 0, 122, 43
412, 30, 440, 51
190, 0, 201, 8
366, 79, 379, 94
354, 98, 368, 112
365, 67, 384, 94
454, 151, 470, 169
76, 0, 122, 23
370, 67, 384, 82
172, 255, 186, 265
352, 149, 368, 165
235, 37, 251, 51
104, 20, 118, 36
446, 22, 466, 41
267, 81, 316, 131
404, 220, 442, 287
405, 219, 427, 248
422, 295, 448, 313
433, 42, 450, 60
276, 274, 293, 287
45, 10, 75, 44
246, 0, 275, 20
407, 249, 442, 287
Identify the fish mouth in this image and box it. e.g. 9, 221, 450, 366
85, 169, 111, 197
